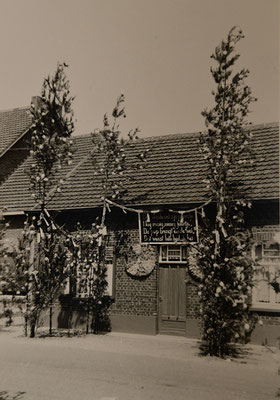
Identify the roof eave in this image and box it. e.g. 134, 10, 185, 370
3, 211, 25, 216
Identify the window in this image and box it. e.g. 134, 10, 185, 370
104, 245, 115, 297
159, 245, 187, 263
252, 230, 280, 310
68, 243, 115, 298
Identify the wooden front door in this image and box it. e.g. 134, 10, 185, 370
158, 264, 186, 335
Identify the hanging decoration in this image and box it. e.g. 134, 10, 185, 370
104, 198, 161, 215
105, 197, 212, 244
125, 243, 156, 277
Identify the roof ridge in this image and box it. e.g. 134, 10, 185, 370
139, 131, 201, 141
72, 131, 201, 142
0, 105, 30, 115
72, 121, 279, 142
139, 121, 279, 140
248, 121, 279, 130
72, 133, 93, 139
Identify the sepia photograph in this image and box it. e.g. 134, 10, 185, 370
0, 0, 279, 399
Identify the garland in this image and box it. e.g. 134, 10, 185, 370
105, 197, 212, 223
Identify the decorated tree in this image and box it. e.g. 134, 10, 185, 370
15, 63, 75, 337
92, 93, 148, 223
73, 94, 148, 334
0, 210, 8, 291
29, 62, 74, 206
194, 27, 257, 357
68, 222, 112, 334
0, 210, 14, 326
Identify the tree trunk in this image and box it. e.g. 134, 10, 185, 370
24, 315, 28, 337
30, 321, 36, 338
86, 299, 90, 334
67, 301, 72, 337
49, 304, 53, 336
27, 237, 36, 337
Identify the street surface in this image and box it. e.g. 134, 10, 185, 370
0, 326, 279, 400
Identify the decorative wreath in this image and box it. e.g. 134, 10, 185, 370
187, 246, 203, 283
125, 243, 156, 277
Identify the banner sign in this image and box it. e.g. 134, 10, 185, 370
139, 211, 197, 244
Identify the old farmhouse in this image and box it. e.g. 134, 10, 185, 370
0, 99, 279, 345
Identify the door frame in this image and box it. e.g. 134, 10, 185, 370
157, 262, 187, 335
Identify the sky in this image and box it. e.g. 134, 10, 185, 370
0, 0, 278, 137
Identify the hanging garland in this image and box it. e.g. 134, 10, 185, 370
105, 197, 212, 232
105, 197, 213, 245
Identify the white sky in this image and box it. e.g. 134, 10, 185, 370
0, 0, 278, 137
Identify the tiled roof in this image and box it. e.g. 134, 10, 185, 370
0, 106, 32, 157
0, 122, 278, 213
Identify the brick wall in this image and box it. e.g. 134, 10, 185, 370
185, 273, 200, 319
111, 228, 158, 317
